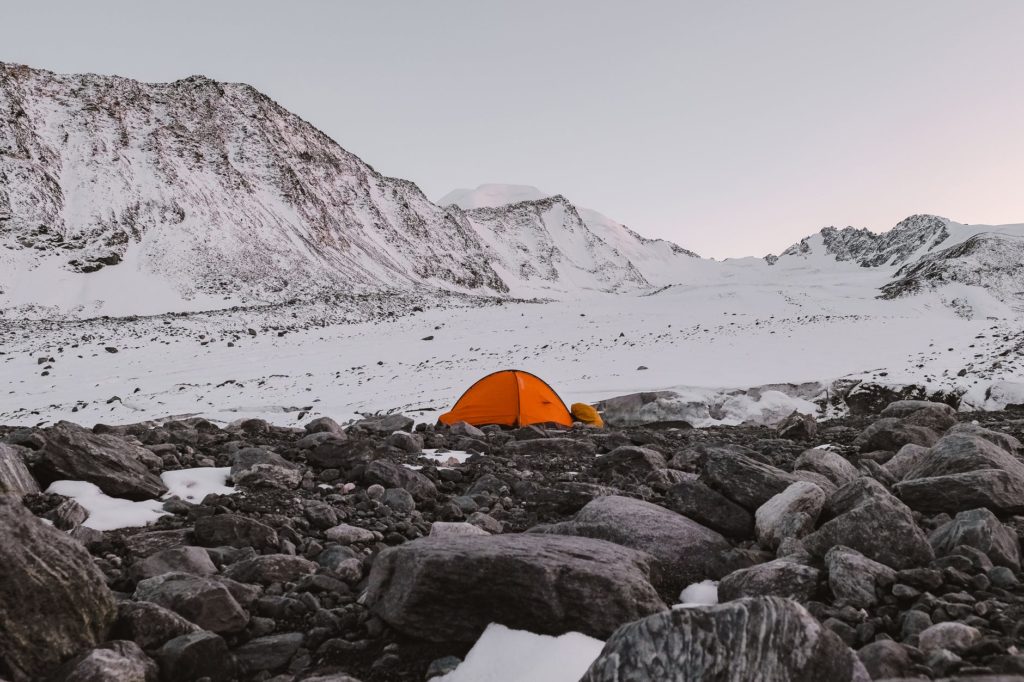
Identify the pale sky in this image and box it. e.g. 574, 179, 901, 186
4, 1, 1023, 258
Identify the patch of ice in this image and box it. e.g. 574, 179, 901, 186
403, 464, 424, 471
437, 623, 604, 682
45, 480, 167, 531
161, 467, 236, 503
675, 580, 719, 608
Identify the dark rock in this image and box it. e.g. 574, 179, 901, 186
155, 631, 234, 682
881, 400, 958, 431
754, 481, 826, 549
0, 496, 117, 680
305, 417, 344, 434
365, 533, 666, 641
593, 445, 667, 479
580, 597, 868, 682
853, 418, 939, 453
803, 484, 933, 569
233, 632, 303, 674
364, 460, 437, 501
857, 640, 913, 679
529, 495, 735, 593
34, 421, 167, 500
125, 529, 193, 559
307, 439, 374, 470
448, 421, 486, 439
718, 559, 820, 602
701, 448, 797, 510
55, 640, 158, 682
193, 514, 279, 550
111, 601, 201, 651
826, 545, 896, 608
948, 422, 1023, 454
929, 508, 1021, 570
351, 413, 414, 434
133, 573, 249, 634
793, 447, 859, 488
386, 431, 423, 453
663, 478, 754, 538
0, 444, 40, 497
777, 411, 818, 440
230, 447, 301, 490
222, 554, 318, 585
883, 443, 931, 481
505, 438, 597, 458
130, 546, 218, 582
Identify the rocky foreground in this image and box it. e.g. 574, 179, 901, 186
3, 403, 1024, 681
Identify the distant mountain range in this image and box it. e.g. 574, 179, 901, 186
2, 62, 1023, 318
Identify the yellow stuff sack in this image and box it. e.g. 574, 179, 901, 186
570, 402, 604, 428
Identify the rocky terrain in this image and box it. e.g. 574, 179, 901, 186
4, 400, 1024, 680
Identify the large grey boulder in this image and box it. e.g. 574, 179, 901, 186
883, 443, 931, 481
365, 533, 666, 641
718, 559, 820, 602
793, 448, 859, 488
947, 422, 1022, 454
233, 632, 304, 674
895, 432, 1024, 514
803, 482, 933, 569
0, 444, 39, 497
853, 418, 939, 453
880, 400, 958, 431
755, 481, 826, 550
351, 413, 414, 434
229, 447, 301, 490
929, 508, 1021, 570
580, 597, 869, 682
155, 631, 235, 682
701, 448, 797, 510
54, 641, 157, 682
111, 601, 201, 651
193, 513, 279, 550
130, 546, 218, 582
664, 478, 754, 538
34, 421, 167, 500
363, 460, 437, 501
222, 554, 318, 585
593, 446, 667, 479
133, 573, 249, 634
0, 495, 117, 680
825, 546, 896, 608
529, 495, 735, 593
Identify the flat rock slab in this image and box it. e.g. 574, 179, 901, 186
530, 494, 734, 593
581, 596, 869, 682
365, 533, 667, 642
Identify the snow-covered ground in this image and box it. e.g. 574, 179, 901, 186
3, 252, 1022, 428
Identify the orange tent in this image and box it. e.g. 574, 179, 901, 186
438, 370, 573, 428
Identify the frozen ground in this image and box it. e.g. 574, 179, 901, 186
2, 253, 1022, 428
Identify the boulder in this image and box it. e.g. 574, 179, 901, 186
193, 514, 279, 550
133, 573, 249, 634
155, 631, 234, 682
701, 448, 796, 510
803, 485, 933, 569
351, 413, 414, 434
34, 421, 167, 500
55, 641, 157, 682
505, 437, 597, 458
929, 508, 1021, 570
793, 448, 859, 487
663, 478, 754, 538
825, 546, 896, 608
0, 444, 39, 497
918, 622, 981, 653
853, 418, 939, 453
363, 460, 437, 501
883, 443, 931, 481
325, 523, 376, 544
111, 601, 201, 651
305, 416, 344, 434
529, 495, 735, 593
947, 422, 1022, 454
386, 431, 424, 453
365, 533, 666, 641
777, 411, 818, 440
222, 554, 318, 585
0, 495, 117, 680
718, 559, 820, 602
580, 597, 868, 682
592, 446, 666, 479
448, 421, 486, 439
229, 447, 301, 490
881, 400, 958, 431
233, 632, 303, 674
430, 521, 490, 538
754, 481, 826, 550
857, 640, 913, 680
307, 439, 374, 470
130, 546, 217, 582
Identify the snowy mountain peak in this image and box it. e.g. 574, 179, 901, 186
779, 214, 951, 267
438, 184, 550, 210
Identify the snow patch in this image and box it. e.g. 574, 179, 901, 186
161, 467, 236, 503
675, 580, 720, 608
45, 480, 167, 531
437, 623, 604, 682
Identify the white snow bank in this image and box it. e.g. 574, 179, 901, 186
675, 580, 719, 608
961, 380, 1024, 412
161, 467, 236, 503
438, 623, 604, 682
420, 449, 474, 465
45, 480, 167, 531
716, 390, 820, 426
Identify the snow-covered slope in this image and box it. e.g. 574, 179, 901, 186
441, 184, 699, 295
